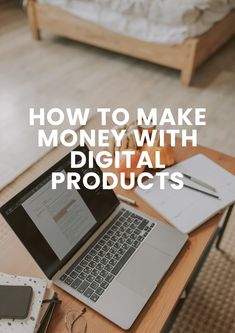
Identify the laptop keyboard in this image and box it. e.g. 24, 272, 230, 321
59, 208, 155, 303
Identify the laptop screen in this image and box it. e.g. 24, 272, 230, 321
1, 146, 119, 278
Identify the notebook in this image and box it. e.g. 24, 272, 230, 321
0, 272, 47, 333
135, 154, 235, 233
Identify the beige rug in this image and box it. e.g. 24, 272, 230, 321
170, 209, 235, 333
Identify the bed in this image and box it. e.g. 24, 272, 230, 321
27, 0, 235, 85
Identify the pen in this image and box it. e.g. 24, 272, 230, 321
182, 173, 217, 193
117, 194, 138, 207
168, 179, 220, 200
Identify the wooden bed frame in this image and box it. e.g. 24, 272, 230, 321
27, 0, 235, 86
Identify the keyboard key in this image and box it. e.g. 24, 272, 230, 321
137, 235, 144, 242
90, 281, 99, 290
102, 245, 109, 252
96, 287, 105, 296
123, 221, 128, 228
105, 252, 112, 259
93, 256, 100, 263
78, 272, 87, 280
134, 219, 141, 226
118, 248, 125, 255
122, 243, 129, 250
85, 254, 92, 262
84, 287, 94, 298
113, 253, 121, 261
126, 238, 133, 245
105, 274, 115, 283
98, 250, 105, 257
101, 257, 108, 265
123, 211, 131, 218
86, 275, 95, 283
91, 269, 99, 277
133, 241, 140, 248
95, 276, 103, 284
109, 258, 117, 266
71, 278, 82, 289
65, 277, 73, 285
94, 244, 102, 251
119, 237, 124, 244
83, 266, 92, 274
100, 270, 108, 278
107, 240, 114, 247
111, 247, 135, 275
75, 265, 83, 273
88, 261, 96, 268
114, 242, 121, 249
70, 271, 78, 279
100, 281, 109, 289
99, 239, 105, 246
77, 281, 89, 293
103, 235, 110, 241
90, 249, 97, 256
60, 274, 67, 281
90, 293, 99, 302
105, 264, 113, 271
111, 235, 117, 242
96, 263, 104, 270
110, 247, 117, 254
80, 260, 88, 267
107, 230, 114, 236
130, 233, 137, 240
138, 220, 148, 230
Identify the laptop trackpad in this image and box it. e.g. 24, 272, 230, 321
117, 243, 172, 298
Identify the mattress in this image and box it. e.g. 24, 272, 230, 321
38, 0, 235, 44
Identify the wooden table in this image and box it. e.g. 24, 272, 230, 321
0, 119, 234, 333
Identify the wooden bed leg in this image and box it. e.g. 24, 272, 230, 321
181, 39, 198, 86
181, 66, 194, 86
27, 0, 41, 40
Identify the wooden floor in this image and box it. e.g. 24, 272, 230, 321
1, 0, 235, 161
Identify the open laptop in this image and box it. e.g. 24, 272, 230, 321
0, 145, 188, 330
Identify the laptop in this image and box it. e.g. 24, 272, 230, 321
0, 145, 188, 330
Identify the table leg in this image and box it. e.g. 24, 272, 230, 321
161, 225, 220, 333
216, 204, 234, 251
162, 205, 235, 333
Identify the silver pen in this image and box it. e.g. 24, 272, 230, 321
117, 194, 138, 207
182, 173, 217, 193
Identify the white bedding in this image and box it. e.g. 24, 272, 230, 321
38, 0, 235, 44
